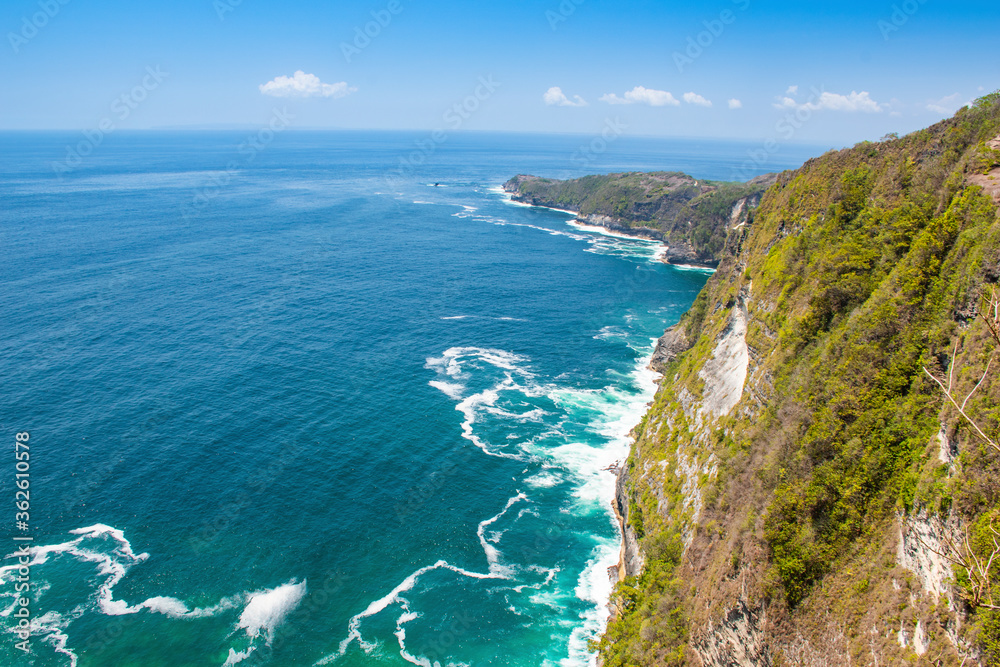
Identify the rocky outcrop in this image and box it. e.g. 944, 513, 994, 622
650, 324, 693, 373
898, 510, 961, 602
896, 510, 986, 662
663, 240, 715, 268
576, 215, 718, 267
576, 214, 666, 243
967, 133, 1000, 204
611, 464, 644, 586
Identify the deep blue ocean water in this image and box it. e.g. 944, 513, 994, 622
0, 131, 821, 666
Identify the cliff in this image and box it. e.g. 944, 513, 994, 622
503, 172, 775, 268
595, 92, 1000, 666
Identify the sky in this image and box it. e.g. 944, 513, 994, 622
0, 0, 997, 144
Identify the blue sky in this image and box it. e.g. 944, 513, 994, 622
1, 0, 997, 144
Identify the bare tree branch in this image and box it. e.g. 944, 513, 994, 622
962, 357, 994, 411
923, 367, 1000, 455
907, 513, 1000, 610
910, 285, 1000, 614
982, 285, 1000, 348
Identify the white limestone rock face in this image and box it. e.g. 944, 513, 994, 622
698, 300, 749, 421
897, 511, 957, 601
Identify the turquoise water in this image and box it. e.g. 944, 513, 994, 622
0, 132, 817, 666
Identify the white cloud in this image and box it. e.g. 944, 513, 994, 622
728, 98, 743, 110
808, 91, 883, 112
599, 86, 679, 107
786, 85, 799, 95
543, 86, 588, 107
774, 89, 884, 113
683, 92, 713, 107
259, 71, 357, 99
926, 93, 965, 115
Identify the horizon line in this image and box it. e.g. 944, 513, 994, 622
0, 127, 843, 148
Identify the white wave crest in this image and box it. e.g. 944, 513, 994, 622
565, 543, 619, 665
525, 471, 564, 488
477, 494, 527, 573
0, 525, 306, 667
236, 579, 307, 643
317, 495, 527, 665
429, 380, 465, 400
33, 611, 78, 667
425, 348, 538, 460
317, 560, 481, 665
223, 647, 257, 666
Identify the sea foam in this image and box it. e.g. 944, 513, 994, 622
425, 347, 538, 460
0, 524, 306, 666
317, 495, 527, 665
236, 579, 307, 642
422, 339, 662, 665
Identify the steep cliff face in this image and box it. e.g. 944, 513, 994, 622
599, 94, 1000, 666
503, 172, 773, 267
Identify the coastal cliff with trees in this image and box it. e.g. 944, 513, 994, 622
503, 172, 776, 268
517, 91, 1000, 665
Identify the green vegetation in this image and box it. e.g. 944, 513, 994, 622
982, 610, 1000, 666
972, 142, 1000, 175
598, 91, 1000, 664
593, 532, 688, 666
761, 185, 995, 606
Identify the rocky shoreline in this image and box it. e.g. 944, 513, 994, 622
501, 180, 711, 620
610, 461, 645, 587
501, 179, 720, 269
607, 323, 693, 620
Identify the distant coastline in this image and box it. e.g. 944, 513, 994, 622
501, 173, 768, 270
498, 181, 722, 271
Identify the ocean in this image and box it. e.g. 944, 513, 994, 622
0, 130, 820, 666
